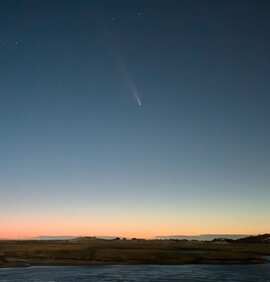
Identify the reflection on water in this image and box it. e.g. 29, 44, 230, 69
0, 265, 270, 282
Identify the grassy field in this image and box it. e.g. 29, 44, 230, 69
1, 238, 270, 267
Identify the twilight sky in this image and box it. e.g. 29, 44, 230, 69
1, 0, 270, 238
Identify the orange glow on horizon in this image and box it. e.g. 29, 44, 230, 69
1, 212, 269, 239
0, 221, 267, 239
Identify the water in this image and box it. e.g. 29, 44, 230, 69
0, 264, 270, 282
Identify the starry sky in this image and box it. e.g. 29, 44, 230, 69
1, 0, 270, 238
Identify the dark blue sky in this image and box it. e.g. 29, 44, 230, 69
0, 0, 270, 237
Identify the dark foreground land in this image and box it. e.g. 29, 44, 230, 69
1, 236, 270, 267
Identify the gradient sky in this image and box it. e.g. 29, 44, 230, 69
1, 0, 270, 238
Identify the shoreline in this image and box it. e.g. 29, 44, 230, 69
1, 260, 269, 269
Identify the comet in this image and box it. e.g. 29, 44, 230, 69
133, 90, 142, 107
101, 18, 143, 107
125, 73, 142, 107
